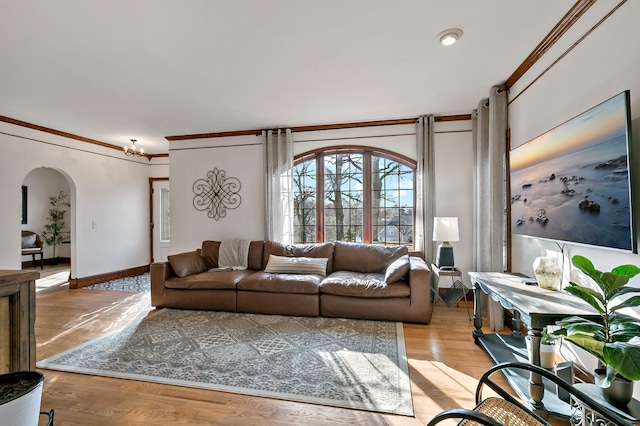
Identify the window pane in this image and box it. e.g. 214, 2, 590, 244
372, 155, 414, 248
294, 150, 415, 249
293, 160, 317, 244
324, 153, 363, 242
160, 187, 170, 242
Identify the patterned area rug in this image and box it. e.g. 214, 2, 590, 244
84, 273, 150, 292
37, 309, 413, 415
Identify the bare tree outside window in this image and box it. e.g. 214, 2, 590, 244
292, 149, 414, 249
293, 160, 316, 243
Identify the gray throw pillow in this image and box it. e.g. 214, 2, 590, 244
384, 255, 410, 284
21, 234, 36, 248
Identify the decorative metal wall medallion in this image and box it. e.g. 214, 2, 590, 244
193, 168, 242, 220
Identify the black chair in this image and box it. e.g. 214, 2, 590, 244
427, 362, 634, 426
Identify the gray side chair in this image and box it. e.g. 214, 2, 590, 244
21, 230, 44, 269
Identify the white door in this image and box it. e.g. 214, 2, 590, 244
152, 180, 170, 263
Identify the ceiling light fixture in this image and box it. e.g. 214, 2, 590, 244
437, 28, 463, 46
124, 139, 144, 157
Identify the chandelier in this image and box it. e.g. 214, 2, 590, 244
124, 139, 144, 157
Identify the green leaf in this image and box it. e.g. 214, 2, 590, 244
563, 334, 606, 365
573, 255, 595, 275
610, 296, 640, 312
612, 264, 640, 279
611, 286, 640, 299
556, 316, 603, 335
600, 272, 629, 296
603, 341, 640, 381
563, 285, 605, 313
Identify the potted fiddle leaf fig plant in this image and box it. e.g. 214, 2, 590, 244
42, 190, 70, 265
554, 255, 640, 407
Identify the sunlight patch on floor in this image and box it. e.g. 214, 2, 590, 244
37, 294, 151, 349
36, 271, 70, 292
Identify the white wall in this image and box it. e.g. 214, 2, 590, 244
434, 121, 474, 287
508, 2, 640, 396
168, 123, 475, 288
0, 124, 151, 279
169, 135, 265, 254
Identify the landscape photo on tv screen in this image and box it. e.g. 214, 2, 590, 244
510, 91, 635, 251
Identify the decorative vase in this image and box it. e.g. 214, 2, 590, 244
595, 368, 635, 407
533, 256, 562, 290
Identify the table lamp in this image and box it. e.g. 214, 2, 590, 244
433, 217, 459, 267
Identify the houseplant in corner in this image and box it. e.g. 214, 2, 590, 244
554, 255, 640, 407
42, 190, 70, 265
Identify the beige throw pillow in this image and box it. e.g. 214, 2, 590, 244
264, 254, 329, 276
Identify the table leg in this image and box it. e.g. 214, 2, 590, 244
512, 310, 523, 337
472, 282, 483, 341
527, 327, 548, 419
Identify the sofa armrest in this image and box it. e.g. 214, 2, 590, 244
150, 262, 174, 307
407, 256, 432, 323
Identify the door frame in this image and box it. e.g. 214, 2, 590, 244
149, 177, 169, 264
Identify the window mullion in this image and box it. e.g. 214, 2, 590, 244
363, 152, 372, 243
316, 155, 325, 242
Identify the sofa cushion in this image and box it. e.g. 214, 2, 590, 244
320, 271, 410, 298
165, 270, 254, 290
332, 242, 408, 273
167, 250, 208, 277
21, 234, 36, 248
264, 255, 328, 276
238, 271, 322, 294
201, 240, 264, 270
385, 255, 410, 284
263, 241, 334, 273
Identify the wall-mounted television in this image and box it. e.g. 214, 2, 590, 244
509, 90, 636, 252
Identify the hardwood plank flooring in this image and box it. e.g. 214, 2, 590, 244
33, 266, 504, 425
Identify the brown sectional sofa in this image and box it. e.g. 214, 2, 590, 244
150, 240, 432, 324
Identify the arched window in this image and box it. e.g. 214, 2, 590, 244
293, 147, 416, 249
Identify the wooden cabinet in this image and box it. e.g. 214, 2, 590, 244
0, 270, 38, 373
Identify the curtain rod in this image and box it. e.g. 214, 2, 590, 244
165, 114, 471, 141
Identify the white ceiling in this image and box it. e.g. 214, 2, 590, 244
0, 1, 574, 154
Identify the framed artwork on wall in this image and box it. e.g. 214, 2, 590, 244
21, 186, 27, 224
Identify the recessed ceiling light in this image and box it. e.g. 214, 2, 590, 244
437, 28, 463, 46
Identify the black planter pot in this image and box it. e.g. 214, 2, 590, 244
595, 368, 635, 407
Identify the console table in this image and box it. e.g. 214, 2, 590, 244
0, 270, 38, 373
468, 272, 600, 419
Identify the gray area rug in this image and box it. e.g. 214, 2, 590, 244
84, 273, 150, 292
37, 309, 413, 415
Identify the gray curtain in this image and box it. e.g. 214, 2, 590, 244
415, 115, 435, 263
472, 85, 507, 331
263, 129, 294, 244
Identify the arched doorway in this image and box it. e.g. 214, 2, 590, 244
21, 167, 76, 278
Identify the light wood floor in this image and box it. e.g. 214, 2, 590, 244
34, 265, 503, 426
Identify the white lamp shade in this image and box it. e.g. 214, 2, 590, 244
433, 217, 459, 242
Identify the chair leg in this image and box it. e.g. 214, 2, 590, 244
31, 253, 37, 269
39, 252, 44, 269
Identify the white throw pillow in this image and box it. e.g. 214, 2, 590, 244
264, 254, 328, 276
